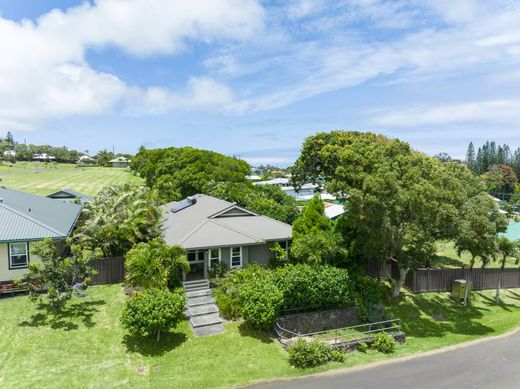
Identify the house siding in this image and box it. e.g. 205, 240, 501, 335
0, 242, 42, 283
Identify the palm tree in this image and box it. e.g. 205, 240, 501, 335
75, 183, 162, 257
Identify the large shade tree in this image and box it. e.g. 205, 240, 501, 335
292, 131, 501, 298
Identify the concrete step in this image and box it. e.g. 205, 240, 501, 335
187, 304, 219, 317
193, 323, 225, 337
186, 289, 211, 298
185, 286, 211, 293
183, 280, 209, 287
190, 313, 223, 328
187, 295, 215, 307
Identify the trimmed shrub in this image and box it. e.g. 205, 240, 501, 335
213, 265, 268, 320
121, 288, 185, 341
357, 342, 368, 353
288, 339, 344, 368
273, 264, 353, 312
215, 264, 353, 325
371, 332, 397, 354
237, 276, 283, 330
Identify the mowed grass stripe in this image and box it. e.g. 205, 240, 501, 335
0, 167, 142, 196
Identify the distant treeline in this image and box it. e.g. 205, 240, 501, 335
466, 141, 520, 176
466, 141, 520, 197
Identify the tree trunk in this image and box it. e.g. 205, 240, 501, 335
156, 329, 161, 342
384, 261, 409, 298
496, 266, 504, 304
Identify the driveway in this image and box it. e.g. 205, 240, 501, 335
246, 329, 520, 389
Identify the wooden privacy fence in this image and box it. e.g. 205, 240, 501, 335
365, 260, 520, 293
90, 257, 125, 285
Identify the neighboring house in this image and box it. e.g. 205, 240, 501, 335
33, 153, 56, 161
245, 174, 262, 180
78, 155, 96, 164
3, 150, 16, 157
47, 188, 93, 204
253, 177, 324, 201
0, 187, 82, 283
161, 194, 292, 280
323, 203, 346, 220
108, 156, 131, 168
253, 177, 291, 187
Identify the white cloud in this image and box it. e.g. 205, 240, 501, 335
0, 0, 264, 129
371, 100, 520, 127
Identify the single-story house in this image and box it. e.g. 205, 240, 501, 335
108, 156, 131, 168
161, 194, 292, 280
47, 188, 93, 204
3, 150, 16, 157
78, 155, 96, 164
33, 153, 56, 161
0, 187, 82, 284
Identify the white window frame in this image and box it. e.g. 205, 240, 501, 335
9, 242, 29, 269
231, 246, 242, 268
209, 248, 221, 268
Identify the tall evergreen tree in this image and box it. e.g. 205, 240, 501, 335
466, 142, 476, 171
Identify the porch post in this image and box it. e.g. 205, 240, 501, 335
204, 250, 209, 279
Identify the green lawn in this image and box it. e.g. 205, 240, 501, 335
0, 166, 142, 196
1, 284, 519, 388
434, 241, 519, 268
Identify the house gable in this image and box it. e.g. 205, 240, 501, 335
210, 205, 257, 218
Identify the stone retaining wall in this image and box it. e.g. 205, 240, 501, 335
276, 307, 358, 336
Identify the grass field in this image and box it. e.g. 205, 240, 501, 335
434, 241, 519, 269
0, 166, 142, 197
1, 284, 519, 388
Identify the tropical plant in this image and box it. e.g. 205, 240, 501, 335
121, 288, 185, 342
19, 238, 99, 312
75, 183, 162, 257
290, 231, 347, 267
287, 339, 344, 368
124, 238, 189, 289
371, 332, 397, 354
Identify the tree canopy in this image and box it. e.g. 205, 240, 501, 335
130, 146, 250, 200
292, 131, 503, 297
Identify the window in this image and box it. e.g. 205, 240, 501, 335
9, 242, 29, 269
231, 247, 242, 268
209, 248, 220, 268
187, 251, 196, 262
187, 250, 205, 262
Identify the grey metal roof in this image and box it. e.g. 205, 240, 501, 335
0, 187, 82, 242
161, 194, 292, 249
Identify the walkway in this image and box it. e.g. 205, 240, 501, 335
184, 279, 225, 337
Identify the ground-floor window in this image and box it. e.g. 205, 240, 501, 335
231, 247, 242, 268
209, 248, 221, 269
9, 242, 29, 269
187, 250, 205, 263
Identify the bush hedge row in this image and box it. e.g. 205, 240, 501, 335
214, 264, 378, 329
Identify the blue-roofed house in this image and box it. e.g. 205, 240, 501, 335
0, 187, 82, 284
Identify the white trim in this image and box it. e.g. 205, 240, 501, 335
231, 246, 242, 268
9, 241, 29, 269
209, 248, 221, 268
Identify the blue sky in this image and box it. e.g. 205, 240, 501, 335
1, 0, 520, 166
